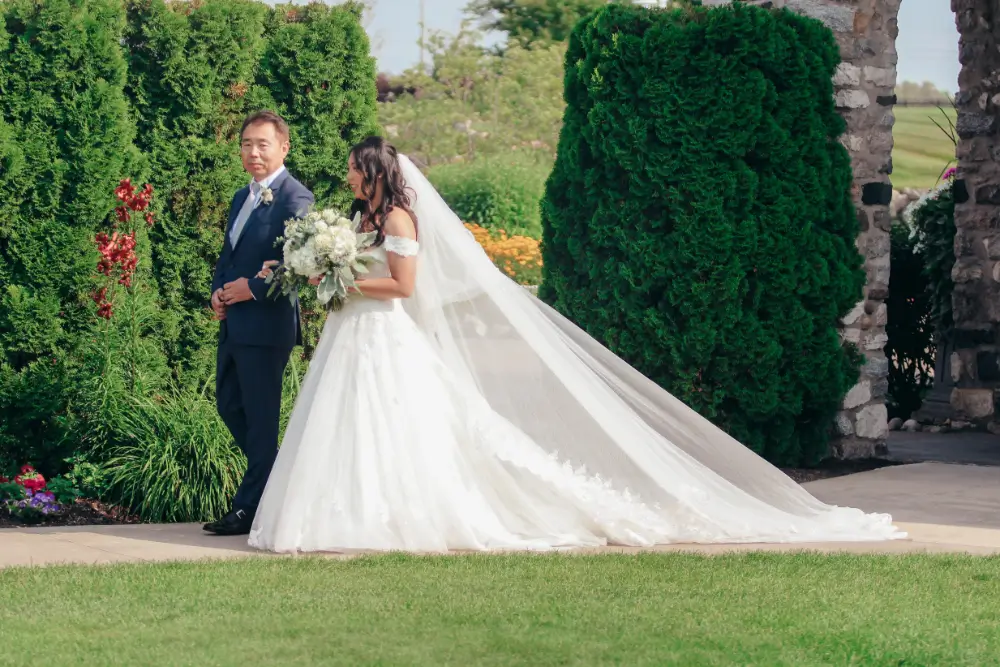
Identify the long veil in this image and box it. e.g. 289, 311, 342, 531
397, 154, 904, 542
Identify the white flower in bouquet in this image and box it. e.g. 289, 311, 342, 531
286, 242, 321, 277
265, 208, 380, 311
314, 225, 357, 261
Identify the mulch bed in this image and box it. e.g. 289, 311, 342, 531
0, 459, 901, 529
780, 457, 902, 484
0, 498, 140, 529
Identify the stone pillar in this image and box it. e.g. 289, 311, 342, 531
949, 0, 1000, 426
782, 0, 897, 457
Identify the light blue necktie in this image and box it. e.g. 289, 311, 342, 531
230, 181, 261, 247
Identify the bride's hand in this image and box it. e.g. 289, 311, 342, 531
308, 275, 323, 286
256, 260, 279, 279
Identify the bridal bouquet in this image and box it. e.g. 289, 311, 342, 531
266, 208, 380, 311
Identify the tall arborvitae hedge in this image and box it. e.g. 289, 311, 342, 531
123, 0, 272, 379
264, 2, 380, 209
0, 0, 379, 476
540, 3, 864, 466
0, 0, 143, 470
124, 0, 378, 377
261, 1, 380, 347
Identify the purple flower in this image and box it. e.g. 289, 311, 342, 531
942, 166, 957, 180
6, 488, 61, 519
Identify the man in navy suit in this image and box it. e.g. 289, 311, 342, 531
205, 110, 314, 536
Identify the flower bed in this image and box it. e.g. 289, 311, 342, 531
0, 464, 137, 529
465, 223, 543, 286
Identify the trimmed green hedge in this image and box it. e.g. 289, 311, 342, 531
124, 0, 379, 376
427, 152, 551, 238
0, 0, 378, 518
540, 3, 864, 466
0, 0, 143, 472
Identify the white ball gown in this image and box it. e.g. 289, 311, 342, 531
248, 156, 905, 553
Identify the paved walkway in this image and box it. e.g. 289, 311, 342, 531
3, 461, 1000, 568
887, 430, 1000, 466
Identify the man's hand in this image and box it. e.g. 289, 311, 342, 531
222, 278, 254, 305
211, 288, 227, 320
257, 260, 279, 280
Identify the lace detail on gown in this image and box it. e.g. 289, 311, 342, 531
383, 235, 419, 257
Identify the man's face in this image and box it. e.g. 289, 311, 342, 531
241, 121, 289, 180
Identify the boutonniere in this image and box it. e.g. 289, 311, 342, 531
259, 186, 274, 206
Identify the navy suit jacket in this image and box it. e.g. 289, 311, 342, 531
213, 169, 314, 348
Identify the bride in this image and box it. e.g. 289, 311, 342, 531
248, 136, 905, 553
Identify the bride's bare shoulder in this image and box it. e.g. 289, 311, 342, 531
384, 207, 416, 240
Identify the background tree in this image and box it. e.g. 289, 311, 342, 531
466, 0, 614, 46
896, 81, 953, 105
378, 27, 565, 166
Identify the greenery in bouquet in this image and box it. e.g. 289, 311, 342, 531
267, 209, 381, 312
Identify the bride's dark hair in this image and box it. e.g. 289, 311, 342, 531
349, 136, 417, 245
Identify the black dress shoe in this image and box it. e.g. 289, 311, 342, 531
205, 509, 253, 536
203, 519, 221, 532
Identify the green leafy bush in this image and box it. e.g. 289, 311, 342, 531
884, 180, 956, 419
62, 454, 113, 501
905, 182, 957, 341
378, 34, 565, 167
46, 476, 82, 505
101, 351, 305, 523
541, 3, 863, 466
0, 482, 24, 503
101, 387, 244, 523
885, 221, 934, 419
428, 153, 551, 237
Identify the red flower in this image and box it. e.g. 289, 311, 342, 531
115, 178, 134, 202
94, 178, 155, 320
130, 183, 154, 212
14, 465, 46, 492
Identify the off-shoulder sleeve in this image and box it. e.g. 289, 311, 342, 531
384, 235, 419, 257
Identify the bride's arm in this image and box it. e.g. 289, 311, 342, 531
352, 209, 417, 300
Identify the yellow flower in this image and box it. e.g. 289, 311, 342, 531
464, 222, 543, 286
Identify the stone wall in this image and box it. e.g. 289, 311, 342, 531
948, 0, 1000, 426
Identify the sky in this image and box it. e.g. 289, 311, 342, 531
362, 0, 961, 92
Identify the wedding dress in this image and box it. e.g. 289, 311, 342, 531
248, 156, 906, 553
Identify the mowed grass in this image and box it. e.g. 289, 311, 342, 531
1, 552, 999, 666
892, 105, 957, 190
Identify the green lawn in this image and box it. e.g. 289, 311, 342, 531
892, 105, 957, 190
2, 552, 999, 666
